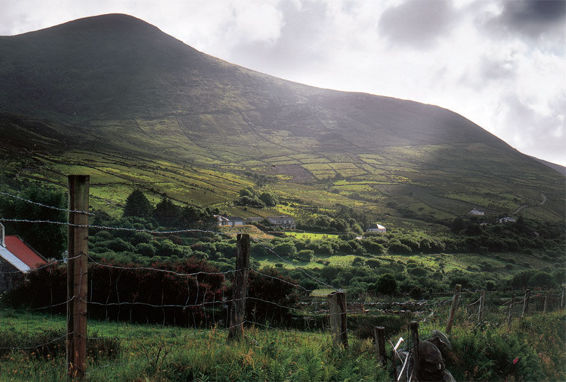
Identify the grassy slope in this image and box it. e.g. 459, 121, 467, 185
0, 14, 563, 227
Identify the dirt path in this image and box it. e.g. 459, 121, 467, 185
512, 192, 546, 215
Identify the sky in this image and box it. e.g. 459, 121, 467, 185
1, 0, 565, 166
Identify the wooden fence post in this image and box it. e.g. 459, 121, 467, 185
506, 293, 514, 330
410, 321, 420, 379
478, 290, 486, 322
328, 290, 348, 348
67, 175, 89, 380
561, 287, 565, 310
543, 292, 548, 314
374, 326, 386, 366
446, 284, 461, 334
228, 234, 250, 341
521, 289, 530, 319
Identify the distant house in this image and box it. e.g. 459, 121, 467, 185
0, 223, 47, 293
366, 223, 386, 234
215, 215, 231, 227
266, 215, 296, 229
497, 216, 516, 224
214, 215, 244, 227
468, 208, 485, 216
227, 217, 244, 226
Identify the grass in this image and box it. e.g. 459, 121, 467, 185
285, 232, 339, 240
0, 309, 388, 382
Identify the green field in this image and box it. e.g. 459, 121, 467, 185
1, 307, 564, 381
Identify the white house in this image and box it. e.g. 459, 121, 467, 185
468, 208, 485, 216
214, 215, 244, 227
497, 216, 516, 224
366, 223, 386, 234
0, 223, 47, 293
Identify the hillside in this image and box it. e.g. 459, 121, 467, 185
0, 14, 564, 225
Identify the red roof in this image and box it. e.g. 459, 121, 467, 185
4, 236, 47, 269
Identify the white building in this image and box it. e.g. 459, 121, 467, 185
366, 223, 386, 234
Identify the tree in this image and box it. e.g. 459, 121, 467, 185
153, 197, 179, 226
375, 274, 397, 295
123, 190, 153, 218
0, 186, 66, 259
259, 192, 277, 207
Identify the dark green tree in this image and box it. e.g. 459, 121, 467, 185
0, 186, 66, 258
123, 190, 153, 218
153, 197, 180, 226
259, 192, 278, 207
375, 273, 397, 295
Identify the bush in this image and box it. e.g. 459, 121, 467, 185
136, 242, 156, 257
296, 249, 314, 262
375, 274, 397, 295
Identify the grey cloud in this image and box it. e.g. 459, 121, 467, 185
378, 0, 457, 48
490, 0, 566, 38
226, 1, 332, 75
502, 93, 566, 164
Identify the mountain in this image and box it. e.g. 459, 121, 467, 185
0, 14, 564, 224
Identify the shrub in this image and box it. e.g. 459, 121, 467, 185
375, 274, 397, 295
297, 249, 314, 262
136, 242, 156, 257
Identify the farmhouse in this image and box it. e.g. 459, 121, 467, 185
366, 223, 386, 234
497, 216, 517, 224
227, 216, 244, 226
0, 224, 47, 293
266, 215, 296, 229
468, 208, 485, 216
214, 215, 244, 227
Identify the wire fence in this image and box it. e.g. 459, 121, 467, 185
0, 190, 564, 379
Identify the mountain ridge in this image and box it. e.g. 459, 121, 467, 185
0, 14, 563, 224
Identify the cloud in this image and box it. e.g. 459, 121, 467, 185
487, 0, 566, 39
378, 0, 458, 48
499, 93, 566, 164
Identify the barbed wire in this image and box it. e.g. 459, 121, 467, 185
88, 256, 240, 278
0, 332, 70, 351
0, 253, 83, 274
253, 241, 337, 291
0, 218, 226, 236
0, 191, 94, 216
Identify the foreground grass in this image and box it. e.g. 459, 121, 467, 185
0, 309, 387, 381
1, 309, 564, 381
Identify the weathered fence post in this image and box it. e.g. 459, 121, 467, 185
543, 292, 548, 314
410, 321, 420, 379
478, 290, 486, 322
228, 234, 250, 341
561, 287, 565, 310
446, 284, 461, 334
521, 289, 530, 319
67, 175, 89, 380
506, 293, 514, 330
328, 290, 348, 348
374, 326, 386, 366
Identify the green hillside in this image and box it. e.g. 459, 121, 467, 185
0, 14, 564, 225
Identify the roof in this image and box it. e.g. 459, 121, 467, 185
3, 236, 47, 271
0, 245, 30, 272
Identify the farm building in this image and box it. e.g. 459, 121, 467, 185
266, 215, 296, 229
227, 217, 244, 226
497, 216, 517, 224
214, 215, 244, 227
0, 223, 47, 293
468, 208, 485, 216
366, 223, 386, 234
